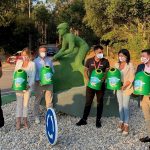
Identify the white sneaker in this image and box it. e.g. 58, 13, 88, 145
35, 117, 40, 124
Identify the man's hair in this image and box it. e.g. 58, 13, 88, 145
141, 49, 150, 55
38, 45, 47, 51
93, 45, 103, 51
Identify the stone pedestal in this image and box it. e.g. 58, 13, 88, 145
53, 86, 119, 117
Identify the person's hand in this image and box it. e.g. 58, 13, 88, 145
26, 85, 30, 90
121, 85, 127, 91
101, 77, 106, 82
121, 81, 130, 90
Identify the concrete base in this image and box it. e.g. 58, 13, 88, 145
53, 86, 119, 117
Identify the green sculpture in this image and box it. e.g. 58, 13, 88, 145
53, 23, 89, 72
51, 23, 119, 117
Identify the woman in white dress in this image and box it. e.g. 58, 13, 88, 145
14, 48, 35, 130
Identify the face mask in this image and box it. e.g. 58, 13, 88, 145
96, 53, 103, 59
40, 52, 46, 58
22, 56, 29, 61
141, 57, 149, 64
119, 56, 126, 62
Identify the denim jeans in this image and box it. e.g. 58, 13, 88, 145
116, 90, 130, 124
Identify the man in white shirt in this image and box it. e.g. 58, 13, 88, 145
34, 45, 54, 124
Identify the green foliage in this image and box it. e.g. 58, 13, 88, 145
0, 0, 17, 26
84, 0, 150, 55
32, 4, 51, 23
0, 0, 55, 53
54, 0, 99, 45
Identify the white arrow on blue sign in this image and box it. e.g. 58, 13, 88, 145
46, 108, 58, 145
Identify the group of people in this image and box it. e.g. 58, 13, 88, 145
0, 45, 54, 130
0, 45, 150, 144
14, 45, 54, 129
76, 46, 150, 143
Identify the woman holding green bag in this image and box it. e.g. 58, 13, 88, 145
115, 49, 135, 135
14, 48, 35, 130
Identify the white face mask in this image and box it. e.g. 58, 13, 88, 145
22, 56, 29, 61
119, 56, 126, 62
141, 57, 149, 64
40, 52, 46, 58
96, 53, 103, 59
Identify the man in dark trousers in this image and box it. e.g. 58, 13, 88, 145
0, 59, 4, 128
76, 45, 110, 128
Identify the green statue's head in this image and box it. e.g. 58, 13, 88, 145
57, 23, 69, 36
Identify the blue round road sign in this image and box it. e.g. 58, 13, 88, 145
46, 108, 58, 145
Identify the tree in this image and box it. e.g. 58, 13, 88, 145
53, 0, 99, 45
84, 0, 150, 54
0, 0, 17, 26
32, 4, 51, 44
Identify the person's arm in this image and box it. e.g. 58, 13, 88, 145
0, 61, 2, 78
49, 59, 55, 74
122, 63, 135, 90
103, 60, 110, 80
14, 60, 22, 72
84, 59, 90, 84
28, 62, 36, 88
84, 67, 89, 83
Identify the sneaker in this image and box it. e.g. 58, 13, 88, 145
139, 136, 150, 143
96, 120, 101, 128
122, 124, 129, 135
35, 117, 40, 124
117, 122, 124, 132
76, 119, 87, 126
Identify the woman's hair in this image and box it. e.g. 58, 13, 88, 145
22, 47, 31, 59
118, 49, 130, 64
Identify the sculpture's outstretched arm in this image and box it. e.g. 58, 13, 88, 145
53, 38, 67, 60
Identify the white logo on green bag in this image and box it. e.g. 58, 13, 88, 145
44, 73, 52, 81
134, 80, 145, 91
15, 78, 25, 87
90, 77, 101, 86
108, 77, 120, 86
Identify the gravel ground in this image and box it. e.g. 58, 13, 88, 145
0, 99, 149, 150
